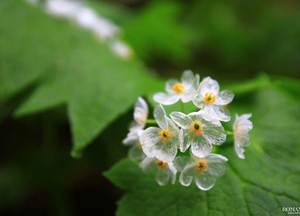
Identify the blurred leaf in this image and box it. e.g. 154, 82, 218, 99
106, 85, 300, 215
123, 1, 191, 63
1, 0, 164, 155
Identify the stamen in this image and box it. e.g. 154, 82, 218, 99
190, 120, 203, 135
158, 129, 171, 141
156, 159, 168, 170
195, 159, 207, 175
205, 92, 216, 103
172, 83, 185, 93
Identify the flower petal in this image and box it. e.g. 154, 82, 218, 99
207, 162, 227, 177
190, 133, 212, 158
179, 164, 196, 186
205, 154, 228, 163
140, 157, 157, 172
181, 70, 195, 88
165, 79, 180, 93
217, 90, 234, 105
153, 92, 180, 105
195, 170, 216, 191
197, 76, 220, 96
202, 125, 226, 146
128, 144, 145, 161
192, 92, 205, 109
170, 112, 193, 129
140, 127, 178, 162
235, 143, 246, 159
134, 97, 148, 126
168, 162, 178, 184
203, 104, 231, 122
174, 156, 193, 172
122, 135, 139, 146
156, 167, 171, 186
234, 113, 253, 132
153, 105, 168, 129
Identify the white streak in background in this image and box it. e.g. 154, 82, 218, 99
25, 0, 39, 5
111, 41, 133, 60
26, 0, 133, 60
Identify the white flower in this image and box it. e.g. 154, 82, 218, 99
133, 97, 148, 127
140, 157, 177, 186
139, 105, 183, 162
233, 114, 253, 159
170, 111, 226, 158
122, 97, 148, 161
175, 154, 228, 191
122, 124, 145, 161
153, 70, 200, 105
192, 77, 234, 122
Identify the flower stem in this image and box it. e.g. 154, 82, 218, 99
181, 101, 185, 113
226, 131, 234, 135
146, 119, 157, 124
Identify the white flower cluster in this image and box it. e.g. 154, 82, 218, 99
123, 70, 253, 190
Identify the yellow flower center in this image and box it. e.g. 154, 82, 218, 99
172, 83, 185, 93
195, 159, 207, 175
190, 120, 203, 135
205, 92, 216, 103
156, 159, 168, 170
158, 129, 171, 141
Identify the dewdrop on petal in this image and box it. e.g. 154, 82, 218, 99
175, 154, 228, 191
233, 114, 253, 159
192, 77, 234, 122
153, 70, 200, 105
140, 157, 177, 186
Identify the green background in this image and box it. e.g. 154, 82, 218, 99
0, 0, 299, 215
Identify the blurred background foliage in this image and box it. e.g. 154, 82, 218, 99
0, 0, 299, 215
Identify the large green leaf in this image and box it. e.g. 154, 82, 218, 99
105, 85, 300, 215
0, 0, 164, 155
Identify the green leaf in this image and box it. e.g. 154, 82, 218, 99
106, 86, 300, 215
1, 0, 164, 155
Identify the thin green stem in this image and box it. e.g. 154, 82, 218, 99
226, 131, 234, 135
146, 119, 157, 124
181, 101, 185, 113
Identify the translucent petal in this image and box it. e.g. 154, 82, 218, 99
170, 112, 193, 129
207, 162, 227, 177
153, 92, 180, 105
135, 97, 148, 113
140, 127, 178, 162
217, 90, 234, 105
234, 114, 253, 132
190, 133, 212, 158
203, 104, 231, 122
156, 167, 171, 186
168, 162, 177, 184
235, 144, 246, 159
205, 154, 228, 163
235, 131, 251, 147
174, 156, 193, 172
153, 105, 168, 129
179, 164, 196, 186
140, 157, 157, 172
193, 74, 200, 89
165, 79, 180, 93
181, 70, 195, 88
181, 130, 193, 152
166, 116, 179, 132
202, 125, 226, 146
181, 86, 197, 103
192, 92, 205, 109
195, 170, 216, 191
128, 144, 145, 161
122, 135, 139, 146
197, 77, 220, 96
